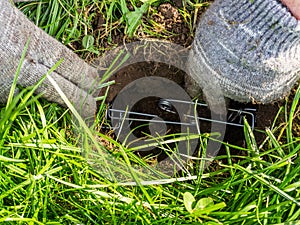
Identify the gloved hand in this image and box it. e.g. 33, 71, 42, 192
0, 0, 99, 118
187, 0, 300, 103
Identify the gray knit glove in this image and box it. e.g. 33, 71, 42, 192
188, 0, 300, 103
0, 0, 98, 117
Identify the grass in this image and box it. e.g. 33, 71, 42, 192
0, 0, 300, 224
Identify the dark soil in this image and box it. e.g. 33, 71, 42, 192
151, 3, 194, 47
98, 2, 297, 161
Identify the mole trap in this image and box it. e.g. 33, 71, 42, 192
103, 98, 257, 145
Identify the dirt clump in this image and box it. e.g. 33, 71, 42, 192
151, 3, 193, 46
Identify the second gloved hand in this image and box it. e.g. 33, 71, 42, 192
187, 0, 300, 104
0, 0, 100, 118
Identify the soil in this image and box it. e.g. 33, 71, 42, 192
151, 3, 194, 47
97, 2, 298, 162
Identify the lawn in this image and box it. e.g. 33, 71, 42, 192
0, 0, 300, 224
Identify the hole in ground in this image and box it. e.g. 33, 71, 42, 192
98, 61, 280, 163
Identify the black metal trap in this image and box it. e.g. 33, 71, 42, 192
104, 98, 256, 135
